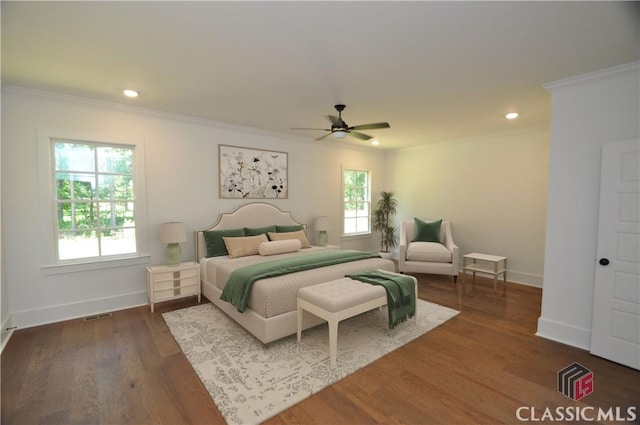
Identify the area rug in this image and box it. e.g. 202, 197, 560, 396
163, 299, 458, 425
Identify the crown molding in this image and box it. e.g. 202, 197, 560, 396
1, 85, 306, 141
2, 85, 386, 153
544, 61, 639, 92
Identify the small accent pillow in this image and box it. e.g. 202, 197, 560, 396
275, 224, 304, 233
414, 218, 442, 243
244, 225, 276, 238
267, 230, 311, 248
222, 234, 269, 259
258, 239, 302, 256
203, 228, 245, 257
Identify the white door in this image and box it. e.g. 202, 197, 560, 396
591, 139, 640, 370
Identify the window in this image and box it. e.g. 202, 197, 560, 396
52, 139, 138, 262
342, 169, 371, 236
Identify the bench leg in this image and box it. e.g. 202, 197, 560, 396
328, 319, 339, 366
297, 306, 303, 343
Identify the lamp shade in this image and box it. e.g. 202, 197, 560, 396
315, 216, 329, 231
159, 222, 187, 243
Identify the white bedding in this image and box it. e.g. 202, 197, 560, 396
201, 248, 395, 318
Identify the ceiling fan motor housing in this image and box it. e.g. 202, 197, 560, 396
333, 104, 348, 130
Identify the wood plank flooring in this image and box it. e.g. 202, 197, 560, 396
2, 274, 638, 424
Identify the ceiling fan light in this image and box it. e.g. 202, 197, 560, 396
333, 130, 347, 139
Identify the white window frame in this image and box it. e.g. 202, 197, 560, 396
342, 167, 372, 237
37, 129, 149, 273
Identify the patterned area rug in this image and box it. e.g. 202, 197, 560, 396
163, 299, 458, 425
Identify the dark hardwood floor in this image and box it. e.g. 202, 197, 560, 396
2, 274, 638, 425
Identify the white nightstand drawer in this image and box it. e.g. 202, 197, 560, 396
147, 261, 201, 312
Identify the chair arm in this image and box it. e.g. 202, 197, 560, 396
442, 225, 459, 274
399, 222, 409, 267
450, 244, 459, 274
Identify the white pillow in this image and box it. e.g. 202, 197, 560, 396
258, 239, 302, 256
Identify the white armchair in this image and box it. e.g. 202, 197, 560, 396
398, 219, 459, 282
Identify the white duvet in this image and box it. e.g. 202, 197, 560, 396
200, 248, 395, 318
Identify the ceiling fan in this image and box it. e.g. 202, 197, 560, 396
292, 104, 390, 141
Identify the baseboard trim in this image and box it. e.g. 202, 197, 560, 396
536, 316, 591, 350
1, 315, 16, 355
9, 291, 148, 330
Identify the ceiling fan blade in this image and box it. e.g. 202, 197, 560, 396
314, 133, 333, 141
328, 115, 341, 126
291, 127, 331, 131
349, 122, 390, 131
349, 131, 373, 141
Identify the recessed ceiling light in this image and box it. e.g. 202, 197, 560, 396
505, 112, 519, 120
371, 140, 380, 146
123, 89, 138, 98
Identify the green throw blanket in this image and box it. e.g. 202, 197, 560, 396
220, 250, 381, 312
346, 270, 416, 329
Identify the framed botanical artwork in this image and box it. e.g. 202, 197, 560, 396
218, 144, 288, 199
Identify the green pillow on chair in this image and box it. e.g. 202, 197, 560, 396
414, 218, 442, 243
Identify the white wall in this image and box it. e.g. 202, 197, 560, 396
537, 62, 640, 349
0, 65, 9, 351
1, 88, 387, 329
386, 127, 550, 286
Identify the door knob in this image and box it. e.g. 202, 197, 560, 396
599, 258, 610, 266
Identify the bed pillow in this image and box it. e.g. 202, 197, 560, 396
203, 228, 245, 257
222, 234, 269, 259
413, 218, 442, 243
244, 225, 276, 238
275, 224, 304, 233
258, 239, 302, 256
268, 230, 311, 248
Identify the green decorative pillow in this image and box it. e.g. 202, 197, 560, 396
203, 228, 245, 257
413, 218, 442, 243
244, 225, 276, 238
276, 224, 304, 233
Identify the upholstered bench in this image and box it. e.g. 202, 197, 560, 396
296, 271, 417, 366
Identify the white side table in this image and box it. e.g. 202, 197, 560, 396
462, 253, 507, 290
146, 261, 201, 312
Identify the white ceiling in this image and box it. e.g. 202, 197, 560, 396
2, 1, 638, 150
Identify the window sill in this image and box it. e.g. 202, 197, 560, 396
340, 233, 372, 241
42, 255, 150, 275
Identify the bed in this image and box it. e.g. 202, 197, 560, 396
195, 202, 396, 344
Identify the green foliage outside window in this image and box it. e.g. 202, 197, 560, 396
53, 140, 137, 260
343, 169, 370, 235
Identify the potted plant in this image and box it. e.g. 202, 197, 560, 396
371, 191, 398, 257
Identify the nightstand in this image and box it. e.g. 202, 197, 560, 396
146, 261, 201, 312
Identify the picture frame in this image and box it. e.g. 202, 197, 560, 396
218, 144, 288, 199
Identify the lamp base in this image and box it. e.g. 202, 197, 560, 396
318, 230, 328, 247
166, 243, 182, 266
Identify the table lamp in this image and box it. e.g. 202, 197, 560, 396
315, 216, 329, 247
159, 222, 187, 266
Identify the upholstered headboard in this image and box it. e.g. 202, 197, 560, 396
195, 202, 306, 260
